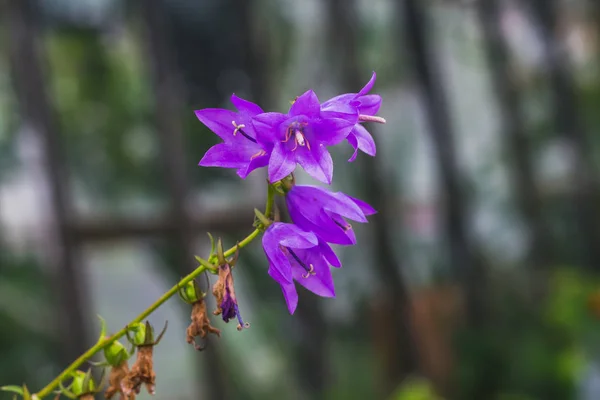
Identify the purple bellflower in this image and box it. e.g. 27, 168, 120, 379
252, 90, 357, 184
286, 185, 377, 245
262, 222, 341, 314
321, 72, 385, 162
196, 94, 271, 179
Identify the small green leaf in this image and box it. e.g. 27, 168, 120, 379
1, 386, 24, 396
207, 232, 216, 256
97, 315, 107, 343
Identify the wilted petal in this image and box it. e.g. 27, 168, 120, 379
290, 90, 320, 118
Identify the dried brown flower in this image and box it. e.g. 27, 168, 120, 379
186, 297, 221, 350
121, 346, 155, 396
105, 361, 134, 400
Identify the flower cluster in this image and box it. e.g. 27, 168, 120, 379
196, 72, 384, 314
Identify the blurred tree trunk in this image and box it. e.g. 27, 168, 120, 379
137, 1, 228, 399
5, 0, 92, 365
396, 0, 487, 326
325, 0, 420, 396
530, 0, 600, 270
475, 0, 552, 271
231, 0, 272, 108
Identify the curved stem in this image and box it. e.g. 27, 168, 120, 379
34, 184, 277, 399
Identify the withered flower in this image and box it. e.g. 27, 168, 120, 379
121, 345, 155, 396
179, 280, 221, 350
106, 361, 133, 400
212, 239, 250, 331
213, 262, 249, 331
121, 321, 167, 396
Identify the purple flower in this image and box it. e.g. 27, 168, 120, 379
286, 185, 377, 245
321, 72, 385, 162
262, 222, 341, 314
252, 90, 357, 184
195, 94, 271, 178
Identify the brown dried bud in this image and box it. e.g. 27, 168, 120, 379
79, 395, 96, 400
121, 346, 155, 396
105, 361, 134, 400
186, 297, 221, 350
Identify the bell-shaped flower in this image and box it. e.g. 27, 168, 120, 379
195, 94, 271, 178
321, 72, 384, 161
262, 222, 341, 314
252, 90, 357, 184
286, 185, 376, 245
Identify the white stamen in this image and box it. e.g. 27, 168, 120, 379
294, 130, 305, 146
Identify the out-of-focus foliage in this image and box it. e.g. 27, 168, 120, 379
455, 267, 600, 400
0, 254, 60, 390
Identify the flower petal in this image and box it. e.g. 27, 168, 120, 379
312, 117, 355, 146
252, 112, 287, 144
289, 90, 320, 118
268, 143, 297, 183
231, 93, 263, 116
357, 71, 377, 97
271, 223, 319, 248
357, 94, 381, 116
291, 254, 335, 298
351, 125, 376, 157
269, 266, 299, 314
308, 186, 368, 222
195, 109, 238, 141
345, 195, 377, 216
199, 143, 257, 168
296, 145, 333, 184
236, 153, 269, 179
346, 133, 360, 162
319, 240, 342, 268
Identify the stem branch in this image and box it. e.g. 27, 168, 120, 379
34, 184, 277, 398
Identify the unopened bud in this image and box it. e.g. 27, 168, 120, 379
104, 339, 130, 367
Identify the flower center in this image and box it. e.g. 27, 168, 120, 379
286, 247, 316, 278
282, 122, 311, 151
232, 120, 257, 143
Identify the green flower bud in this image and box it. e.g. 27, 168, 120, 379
127, 322, 148, 346
70, 371, 96, 397
103, 339, 129, 366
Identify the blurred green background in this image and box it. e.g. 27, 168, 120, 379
2, 0, 600, 399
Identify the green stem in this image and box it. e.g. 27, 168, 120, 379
34, 184, 277, 399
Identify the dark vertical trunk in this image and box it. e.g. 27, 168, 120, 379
396, 0, 486, 326
5, 0, 91, 364
326, 0, 420, 395
137, 1, 228, 399
530, 0, 600, 270
231, 0, 271, 107
475, 0, 552, 270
